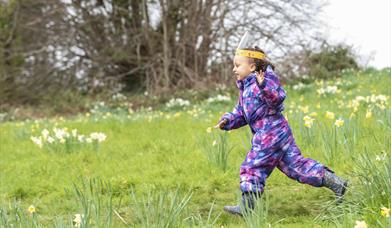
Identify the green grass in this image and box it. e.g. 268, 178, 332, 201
0, 68, 390, 227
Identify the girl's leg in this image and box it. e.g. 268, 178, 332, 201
224, 131, 285, 215
239, 134, 285, 193
276, 141, 327, 187
277, 140, 348, 202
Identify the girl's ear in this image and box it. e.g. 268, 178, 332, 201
250, 62, 256, 72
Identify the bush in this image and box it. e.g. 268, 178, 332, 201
305, 44, 359, 79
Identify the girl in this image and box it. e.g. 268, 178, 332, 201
215, 45, 348, 216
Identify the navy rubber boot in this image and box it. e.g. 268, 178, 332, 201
323, 170, 348, 203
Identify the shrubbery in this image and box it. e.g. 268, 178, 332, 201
305, 44, 359, 79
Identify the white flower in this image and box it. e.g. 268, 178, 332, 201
86, 138, 92, 143
47, 136, 55, 144
351, 94, 389, 111
73, 213, 83, 227
212, 140, 217, 147
375, 153, 386, 161
77, 135, 85, 142
317, 85, 339, 95
292, 82, 311, 91
165, 98, 190, 108
356, 96, 365, 102
30, 136, 43, 148
41, 129, 50, 139
53, 128, 69, 140
112, 92, 126, 101
206, 95, 231, 103
354, 220, 367, 228
89, 132, 107, 142
72, 129, 78, 137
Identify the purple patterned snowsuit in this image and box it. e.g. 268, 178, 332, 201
220, 66, 331, 193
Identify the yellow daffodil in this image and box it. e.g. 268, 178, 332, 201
354, 220, 367, 228
206, 127, 212, 133
309, 112, 318, 117
303, 115, 312, 122
381, 207, 390, 217
300, 106, 309, 113
335, 118, 344, 127
28, 205, 36, 214
304, 121, 313, 128
303, 115, 314, 128
365, 110, 372, 119
325, 111, 335, 120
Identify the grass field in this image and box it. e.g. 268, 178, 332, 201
0, 68, 390, 227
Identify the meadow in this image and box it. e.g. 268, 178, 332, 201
0, 68, 390, 227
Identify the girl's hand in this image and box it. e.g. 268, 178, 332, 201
214, 119, 228, 129
255, 71, 265, 84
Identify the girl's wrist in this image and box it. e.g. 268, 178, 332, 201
256, 72, 266, 89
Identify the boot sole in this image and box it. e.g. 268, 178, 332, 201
223, 207, 243, 216
336, 181, 348, 204
341, 181, 348, 196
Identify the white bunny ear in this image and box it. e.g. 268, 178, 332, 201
236, 31, 266, 60
237, 31, 250, 50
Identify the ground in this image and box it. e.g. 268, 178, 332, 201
0, 68, 390, 227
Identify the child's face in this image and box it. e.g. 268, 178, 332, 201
233, 55, 256, 80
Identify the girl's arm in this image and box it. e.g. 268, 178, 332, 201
219, 101, 247, 130
257, 68, 286, 107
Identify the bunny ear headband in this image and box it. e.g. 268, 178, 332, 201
235, 31, 266, 60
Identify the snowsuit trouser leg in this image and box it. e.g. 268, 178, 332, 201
277, 140, 329, 187
240, 131, 330, 193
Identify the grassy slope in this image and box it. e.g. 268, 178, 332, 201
0, 69, 390, 227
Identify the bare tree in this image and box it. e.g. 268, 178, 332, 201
0, 0, 326, 106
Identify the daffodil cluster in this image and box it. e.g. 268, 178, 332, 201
206, 94, 231, 103
348, 94, 389, 112
165, 98, 190, 109
30, 127, 106, 152
292, 82, 312, 91
317, 85, 340, 96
